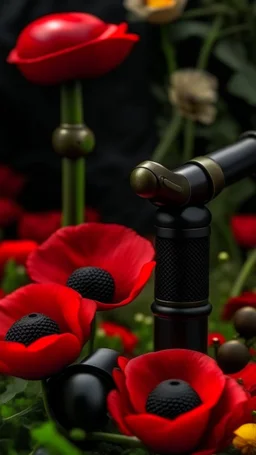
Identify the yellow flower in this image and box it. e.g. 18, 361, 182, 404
169, 69, 218, 125
146, 0, 174, 7
233, 424, 256, 455
124, 0, 187, 24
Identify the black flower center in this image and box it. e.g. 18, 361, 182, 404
5, 313, 60, 346
66, 267, 115, 303
146, 379, 202, 420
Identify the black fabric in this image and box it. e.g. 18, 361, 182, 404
0, 0, 159, 234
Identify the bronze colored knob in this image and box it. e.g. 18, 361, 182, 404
52, 124, 95, 159
233, 306, 256, 339
216, 340, 250, 374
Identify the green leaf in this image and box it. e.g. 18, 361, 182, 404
0, 378, 28, 404
228, 64, 256, 105
32, 422, 82, 455
170, 21, 211, 42
214, 40, 247, 70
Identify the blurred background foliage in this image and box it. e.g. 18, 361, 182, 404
2, 0, 256, 454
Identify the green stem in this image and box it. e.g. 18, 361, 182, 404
219, 24, 249, 38
197, 16, 224, 70
182, 5, 236, 19
183, 15, 223, 162
161, 24, 176, 75
61, 80, 85, 226
86, 432, 145, 448
230, 249, 256, 297
152, 112, 183, 163
88, 316, 96, 355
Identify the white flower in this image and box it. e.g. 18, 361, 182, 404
169, 69, 218, 125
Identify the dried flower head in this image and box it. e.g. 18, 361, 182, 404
233, 424, 256, 455
169, 69, 218, 125
124, 0, 187, 24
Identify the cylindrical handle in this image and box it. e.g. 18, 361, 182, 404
208, 135, 256, 185
155, 206, 211, 307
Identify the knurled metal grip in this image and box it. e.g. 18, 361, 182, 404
154, 206, 211, 308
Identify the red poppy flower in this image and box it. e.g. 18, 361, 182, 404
230, 362, 256, 413
108, 350, 251, 454
0, 283, 96, 379
232, 216, 256, 248
0, 289, 5, 299
0, 166, 25, 199
222, 293, 256, 320
0, 240, 38, 274
0, 199, 22, 228
208, 332, 226, 347
7, 13, 139, 85
99, 321, 138, 354
27, 223, 155, 311
18, 208, 100, 243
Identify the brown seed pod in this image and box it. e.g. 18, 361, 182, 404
233, 306, 256, 339
216, 340, 250, 374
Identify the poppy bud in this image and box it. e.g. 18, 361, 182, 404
216, 340, 250, 374
233, 306, 256, 339
146, 379, 202, 419
45, 348, 119, 435
67, 267, 115, 303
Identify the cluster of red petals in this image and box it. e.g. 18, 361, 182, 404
0, 199, 22, 228
99, 321, 138, 354
0, 165, 25, 228
231, 216, 256, 248
230, 362, 256, 413
0, 240, 38, 274
18, 208, 100, 243
27, 223, 155, 311
7, 12, 139, 85
0, 283, 96, 379
208, 332, 226, 347
108, 350, 251, 455
0, 165, 25, 199
221, 292, 256, 320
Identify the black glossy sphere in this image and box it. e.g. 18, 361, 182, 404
51, 372, 110, 432
5, 313, 60, 346
67, 267, 115, 303
146, 379, 202, 419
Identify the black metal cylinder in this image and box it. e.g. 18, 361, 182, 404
152, 206, 212, 353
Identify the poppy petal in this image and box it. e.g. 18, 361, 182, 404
113, 368, 134, 413
27, 223, 155, 304
18, 209, 100, 243
118, 356, 130, 371
0, 283, 96, 342
0, 166, 25, 198
0, 199, 22, 227
0, 240, 37, 274
125, 404, 210, 454
95, 261, 155, 311
222, 293, 256, 320
0, 333, 81, 379
13, 33, 139, 85
232, 216, 256, 248
124, 350, 225, 413
107, 390, 133, 436
100, 322, 138, 353
203, 377, 251, 451
230, 362, 256, 390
